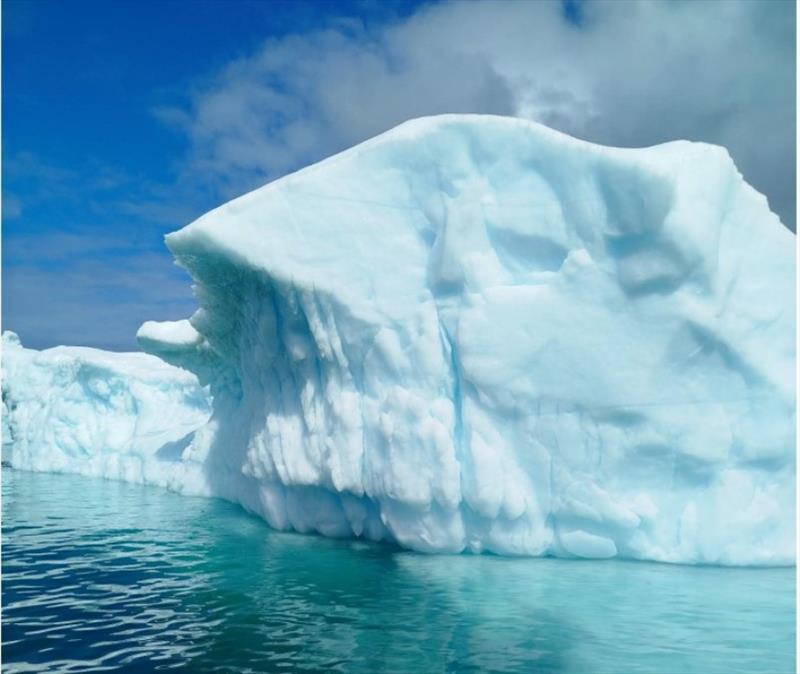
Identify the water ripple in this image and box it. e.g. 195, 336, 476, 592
2, 470, 795, 674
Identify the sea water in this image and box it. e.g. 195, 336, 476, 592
1, 469, 795, 673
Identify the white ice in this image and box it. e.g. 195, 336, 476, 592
3, 115, 795, 565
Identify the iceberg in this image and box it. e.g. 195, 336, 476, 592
2, 331, 212, 488
3, 116, 795, 565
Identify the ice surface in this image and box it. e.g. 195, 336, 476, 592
3, 116, 795, 564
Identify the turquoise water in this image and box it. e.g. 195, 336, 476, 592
2, 470, 795, 674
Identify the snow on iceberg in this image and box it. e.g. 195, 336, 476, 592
2, 331, 212, 488
4, 115, 795, 565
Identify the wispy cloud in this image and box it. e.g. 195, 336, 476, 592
3, 246, 195, 351
158, 0, 796, 227
2, 168, 199, 350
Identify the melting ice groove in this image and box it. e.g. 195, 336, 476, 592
2, 115, 795, 565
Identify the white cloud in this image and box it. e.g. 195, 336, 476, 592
159, 0, 795, 227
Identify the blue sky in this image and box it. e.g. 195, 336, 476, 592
3, 0, 795, 350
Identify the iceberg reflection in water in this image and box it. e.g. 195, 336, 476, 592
2, 470, 794, 674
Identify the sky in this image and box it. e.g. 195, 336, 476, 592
2, 0, 796, 351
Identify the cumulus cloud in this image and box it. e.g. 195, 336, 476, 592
160, 0, 796, 228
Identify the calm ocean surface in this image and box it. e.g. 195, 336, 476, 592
1, 469, 795, 674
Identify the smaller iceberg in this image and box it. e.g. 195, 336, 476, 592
1, 331, 212, 488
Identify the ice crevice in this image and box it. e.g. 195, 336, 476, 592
2, 115, 794, 565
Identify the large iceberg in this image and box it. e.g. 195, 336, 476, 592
4, 116, 795, 565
